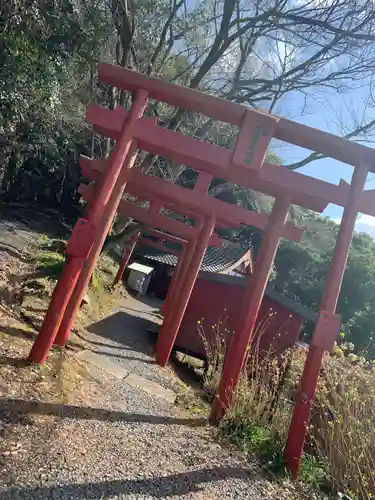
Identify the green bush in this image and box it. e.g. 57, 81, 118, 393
219, 416, 283, 460
37, 251, 65, 279
299, 455, 327, 489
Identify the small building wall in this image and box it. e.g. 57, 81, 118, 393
176, 275, 304, 358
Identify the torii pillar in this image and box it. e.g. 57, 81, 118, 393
53, 143, 140, 349
28, 91, 148, 363
156, 214, 216, 367
112, 231, 141, 287
157, 171, 213, 358
210, 195, 292, 424
284, 164, 369, 478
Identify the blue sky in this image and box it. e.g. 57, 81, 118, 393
272, 86, 375, 237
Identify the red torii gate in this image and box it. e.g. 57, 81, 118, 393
79, 159, 305, 364
80, 152, 309, 366
112, 228, 185, 288
27, 62, 375, 479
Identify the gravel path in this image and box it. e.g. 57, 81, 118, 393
0, 296, 307, 499
82, 295, 178, 391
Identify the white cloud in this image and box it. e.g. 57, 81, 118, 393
329, 214, 375, 238
355, 214, 375, 238
357, 214, 375, 227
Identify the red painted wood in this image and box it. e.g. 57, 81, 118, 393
276, 117, 375, 170
82, 155, 214, 221
161, 167, 211, 346
98, 63, 375, 169
194, 171, 213, 193
176, 278, 303, 358
28, 92, 148, 364
78, 183, 222, 247
27, 256, 83, 364
86, 105, 336, 213
99, 63, 247, 126
129, 170, 303, 240
232, 110, 277, 171
156, 216, 216, 367
80, 159, 303, 241
284, 165, 369, 478
85, 93, 147, 223
160, 245, 186, 317
52, 143, 140, 350
161, 239, 195, 342
84, 111, 375, 216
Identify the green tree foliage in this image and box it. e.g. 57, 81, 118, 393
273, 211, 375, 357
0, 0, 108, 208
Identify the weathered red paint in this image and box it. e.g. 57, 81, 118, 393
158, 170, 213, 352
98, 63, 375, 169
53, 143, 140, 348
87, 105, 375, 217
28, 91, 148, 362
160, 240, 195, 341
160, 244, 187, 317
232, 110, 277, 171
27, 256, 85, 363
156, 216, 216, 367
79, 181, 223, 249
86, 110, 375, 217
86, 106, 330, 213
284, 165, 369, 478
81, 157, 303, 241
175, 276, 305, 358
210, 197, 292, 424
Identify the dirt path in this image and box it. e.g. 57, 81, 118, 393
1, 294, 317, 500
0, 204, 319, 499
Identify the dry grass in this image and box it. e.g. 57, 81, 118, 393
308, 351, 375, 498
198, 312, 375, 498
198, 311, 294, 457
197, 312, 229, 396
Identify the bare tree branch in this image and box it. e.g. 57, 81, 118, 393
285, 117, 375, 170
147, 0, 184, 75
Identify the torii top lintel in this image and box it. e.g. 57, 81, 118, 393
87, 105, 326, 213
99, 62, 375, 171
87, 101, 375, 217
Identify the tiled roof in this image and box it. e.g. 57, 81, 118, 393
136, 239, 250, 274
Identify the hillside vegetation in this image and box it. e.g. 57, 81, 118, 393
273, 208, 375, 357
